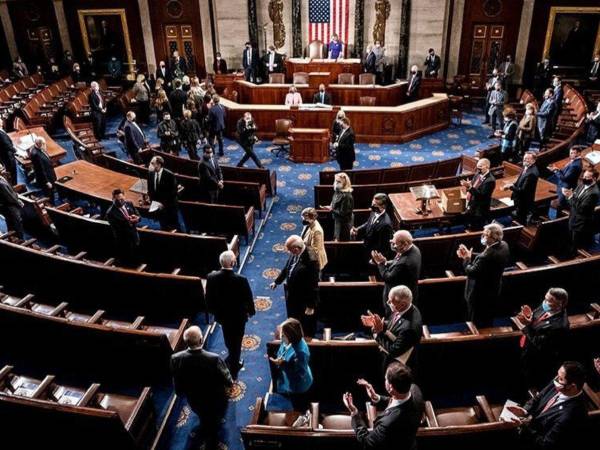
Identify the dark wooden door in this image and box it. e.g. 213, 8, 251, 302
468, 24, 505, 88
164, 24, 197, 75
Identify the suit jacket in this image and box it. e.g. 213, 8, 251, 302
208, 103, 226, 132
376, 305, 423, 368
522, 381, 588, 450
518, 114, 537, 140
213, 58, 227, 74
488, 89, 506, 116
537, 99, 556, 136
206, 269, 255, 324
263, 52, 284, 73
364, 51, 376, 74
170, 348, 232, 412
88, 91, 104, 113
552, 86, 563, 113
466, 172, 496, 219
274, 247, 320, 310
406, 73, 422, 99
511, 165, 539, 213
198, 156, 223, 191
106, 200, 140, 247
242, 48, 259, 69
352, 384, 424, 450
157, 119, 179, 146
170, 57, 188, 77
424, 54, 441, 76
236, 118, 257, 146
590, 60, 600, 78
355, 211, 394, 255
155, 66, 172, 83
302, 221, 328, 270
29, 146, 57, 187
147, 168, 178, 208
0, 176, 21, 209
463, 240, 510, 306
0, 129, 16, 174
586, 112, 600, 144
378, 245, 421, 305
168, 89, 188, 119
555, 158, 582, 189
124, 121, 145, 154
336, 127, 356, 167
312, 91, 332, 105
568, 183, 600, 233
522, 306, 569, 365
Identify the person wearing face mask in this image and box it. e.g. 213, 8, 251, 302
205, 250, 255, 379
483, 68, 502, 124
374, 41, 386, 84
424, 48, 440, 78
363, 45, 377, 75
213, 52, 227, 74
198, 145, 224, 204
406, 65, 421, 101
508, 361, 588, 450
550, 76, 563, 129
534, 58, 552, 98
371, 230, 421, 314
499, 55, 515, 92
107, 56, 122, 83
503, 151, 539, 225
147, 155, 180, 231
106, 188, 141, 266
536, 88, 556, 148
155, 60, 172, 88
236, 112, 262, 168
0, 164, 24, 239
563, 168, 600, 254
180, 109, 203, 160
461, 158, 496, 230
312, 83, 331, 105
517, 288, 570, 390
270, 236, 320, 337
496, 107, 518, 161
584, 101, 600, 145
322, 173, 354, 241
456, 222, 509, 327
263, 45, 283, 78
345, 362, 424, 450
123, 111, 146, 164
548, 146, 583, 212
487, 81, 506, 137
516, 102, 537, 157
328, 34, 343, 60
300, 208, 327, 272
334, 118, 355, 171
242, 42, 258, 82
157, 111, 180, 155
361, 285, 423, 370
351, 193, 394, 258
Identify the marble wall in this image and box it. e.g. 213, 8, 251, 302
212, 0, 250, 69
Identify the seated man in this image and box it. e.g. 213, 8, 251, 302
351, 193, 394, 258
508, 361, 588, 450
343, 362, 424, 450
312, 84, 331, 105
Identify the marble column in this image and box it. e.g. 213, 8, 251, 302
248, 0, 259, 49
292, 0, 302, 57
354, 0, 365, 58
0, 0, 18, 60
137, 0, 157, 71
52, 0, 72, 54
198, 0, 216, 71
397, 0, 411, 78
446, 0, 464, 82
515, 0, 535, 84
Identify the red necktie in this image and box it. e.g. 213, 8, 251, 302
541, 392, 560, 414
519, 312, 551, 348
121, 206, 131, 221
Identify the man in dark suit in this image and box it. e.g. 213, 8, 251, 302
362, 285, 423, 370
147, 156, 180, 231
171, 326, 233, 450
198, 144, 223, 203
461, 158, 496, 230
82, 53, 98, 82
564, 168, 600, 253
517, 287, 570, 390
168, 79, 187, 120
263, 46, 283, 77
334, 118, 355, 171
270, 235, 320, 337
551, 76, 564, 129
312, 84, 332, 105
548, 146, 583, 211
206, 250, 255, 378
424, 48, 441, 78
508, 361, 588, 450
123, 111, 146, 164
242, 42, 259, 82
236, 112, 262, 168
483, 69, 503, 124
537, 88, 557, 147
364, 45, 377, 74
344, 362, 424, 450
589, 54, 600, 84
28, 137, 56, 197
456, 222, 510, 327
0, 166, 24, 238
169, 50, 188, 79
406, 65, 421, 101
155, 60, 172, 87
106, 188, 141, 266
351, 193, 394, 257
89, 81, 107, 140
371, 230, 421, 313
503, 151, 539, 225
0, 118, 17, 184
207, 95, 226, 156
213, 52, 227, 74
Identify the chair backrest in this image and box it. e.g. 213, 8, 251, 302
223, 87, 230, 98
269, 73, 285, 84
275, 118, 292, 137
12, 116, 26, 131
231, 90, 238, 102
293, 72, 308, 84
308, 40, 324, 59
358, 73, 375, 85
337, 73, 355, 85
359, 96, 376, 106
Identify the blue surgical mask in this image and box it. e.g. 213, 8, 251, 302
542, 300, 553, 313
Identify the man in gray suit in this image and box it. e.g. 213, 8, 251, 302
373, 41, 386, 84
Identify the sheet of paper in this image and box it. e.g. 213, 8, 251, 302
499, 399, 520, 422
585, 151, 600, 165
149, 201, 163, 212
498, 197, 514, 207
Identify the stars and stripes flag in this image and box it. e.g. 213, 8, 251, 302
308, 0, 349, 49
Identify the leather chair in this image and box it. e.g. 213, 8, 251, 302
359, 96, 376, 106
307, 40, 324, 59
321, 414, 352, 430
269, 73, 285, 84
337, 73, 355, 85
272, 118, 292, 157
223, 87, 230, 99
359, 73, 376, 85
231, 90, 238, 102
293, 72, 309, 84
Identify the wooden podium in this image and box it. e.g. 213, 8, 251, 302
290, 128, 330, 163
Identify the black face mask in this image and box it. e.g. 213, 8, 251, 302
302, 220, 310, 226
370, 205, 381, 213
204, 154, 212, 160
582, 178, 594, 186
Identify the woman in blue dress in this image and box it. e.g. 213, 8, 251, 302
269, 318, 313, 411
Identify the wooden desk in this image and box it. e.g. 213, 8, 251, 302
389, 175, 557, 228
213, 72, 245, 94
290, 128, 329, 163
55, 160, 147, 212
419, 78, 445, 99
284, 58, 362, 84
9, 127, 67, 168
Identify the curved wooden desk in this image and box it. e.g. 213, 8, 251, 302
284, 58, 362, 84
9, 127, 67, 169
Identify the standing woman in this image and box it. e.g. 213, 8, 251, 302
324, 172, 354, 241
334, 118, 355, 171
179, 109, 203, 160
132, 74, 151, 124
269, 318, 313, 411
153, 89, 171, 121
300, 207, 328, 272
497, 107, 518, 161
516, 102, 536, 158
331, 110, 346, 143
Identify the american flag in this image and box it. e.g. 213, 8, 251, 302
308, 0, 349, 50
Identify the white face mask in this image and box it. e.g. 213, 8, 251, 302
334, 182, 342, 191
480, 236, 487, 246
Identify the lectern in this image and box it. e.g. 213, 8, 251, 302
410, 185, 440, 215
290, 128, 330, 163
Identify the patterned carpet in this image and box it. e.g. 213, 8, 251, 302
3, 112, 499, 450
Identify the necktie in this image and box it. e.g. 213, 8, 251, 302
321, 92, 324, 103
390, 312, 401, 328
155, 172, 160, 190
289, 255, 299, 275
120, 205, 131, 220
541, 392, 560, 414
519, 311, 551, 348
466, 175, 483, 202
